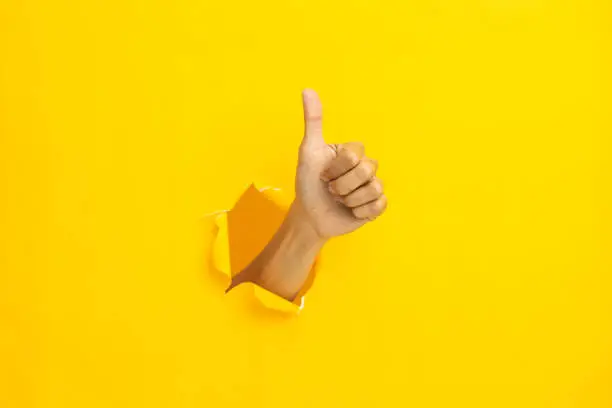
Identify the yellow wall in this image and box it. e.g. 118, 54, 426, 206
1, 0, 611, 407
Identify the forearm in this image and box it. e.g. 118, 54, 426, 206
229, 200, 326, 301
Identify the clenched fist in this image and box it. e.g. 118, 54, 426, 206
296, 89, 387, 238
228, 90, 387, 301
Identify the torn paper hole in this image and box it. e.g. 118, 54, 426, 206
211, 183, 315, 314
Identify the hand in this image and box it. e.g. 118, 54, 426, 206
295, 89, 387, 239
228, 89, 388, 301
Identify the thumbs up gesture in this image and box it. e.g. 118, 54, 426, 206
228, 90, 387, 301
296, 89, 387, 238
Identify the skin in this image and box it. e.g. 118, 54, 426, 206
227, 89, 387, 301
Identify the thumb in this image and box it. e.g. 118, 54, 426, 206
301, 89, 325, 147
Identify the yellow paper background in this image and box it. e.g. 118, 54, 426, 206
1, 0, 611, 407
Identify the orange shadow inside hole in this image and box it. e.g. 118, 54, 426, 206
214, 184, 316, 311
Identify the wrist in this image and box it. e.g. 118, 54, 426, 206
254, 200, 326, 301
284, 200, 328, 249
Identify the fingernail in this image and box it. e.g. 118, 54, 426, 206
328, 183, 336, 194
